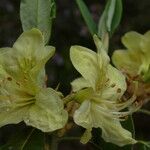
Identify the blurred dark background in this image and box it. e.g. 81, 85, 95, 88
0, 0, 149, 149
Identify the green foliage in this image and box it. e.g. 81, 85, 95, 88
0, 128, 45, 150
138, 141, 150, 150
20, 0, 56, 44
76, 0, 97, 35
98, 0, 123, 38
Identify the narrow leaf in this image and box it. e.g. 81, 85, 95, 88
0, 128, 45, 150
110, 0, 122, 34
121, 115, 135, 150
76, 0, 97, 35
98, 0, 123, 38
20, 0, 56, 44
138, 141, 150, 150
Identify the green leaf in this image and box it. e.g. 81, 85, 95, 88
76, 0, 97, 35
137, 141, 150, 150
121, 115, 135, 150
20, 0, 56, 44
0, 128, 45, 150
98, 0, 123, 38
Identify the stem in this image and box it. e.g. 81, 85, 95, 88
63, 94, 75, 105
50, 134, 59, 150
137, 109, 150, 115
102, 32, 109, 52
21, 128, 35, 150
138, 140, 150, 148
59, 136, 80, 141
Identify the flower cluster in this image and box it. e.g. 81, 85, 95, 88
70, 35, 137, 146
112, 31, 150, 82
112, 31, 150, 105
0, 28, 149, 147
0, 29, 68, 132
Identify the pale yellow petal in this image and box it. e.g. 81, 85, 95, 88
101, 65, 126, 101
141, 31, 150, 53
70, 46, 98, 90
74, 101, 137, 146
13, 28, 44, 58
101, 119, 137, 146
71, 77, 90, 92
0, 106, 29, 127
112, 50, 141, 75
122, 31, 142, 51
24, 88, 68, 132
74, 100, 93, 129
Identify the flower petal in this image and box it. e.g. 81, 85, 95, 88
12, 28, 55, 81
0, 106, 29, 127
0, 66, 34, 128
74, 100, 93, 129
70, 46, 98, 90
24, 88, 68, 132
30, 46, 55, 86
101, 118, 137, 146
74, 101, 136, 146
141, 31, 150, 53
122, 31, 142, 51
112, 49, 141, 75
0, 30, 55, 91
101, 65, 126, 101
13, 28, 44, 59
71, 77, 90, 92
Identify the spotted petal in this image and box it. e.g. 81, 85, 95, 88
100, 65, 127, 101
24, 88, 68, 132
0, 29, 55, 87
74, 100, 137, 146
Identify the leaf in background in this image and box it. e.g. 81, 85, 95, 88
20, 0, 56, 44
121, 115, 135, 150
0, 128, 45, 150
98, 0, 123, 39
91, 116, 135, 150
76, 0, 97, 36
137, 141, 150, 150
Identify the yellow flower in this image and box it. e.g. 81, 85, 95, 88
70, 35, 137, 146
0, 28, 68, 132
112, 31, 150, 82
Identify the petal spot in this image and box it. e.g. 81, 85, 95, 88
7, 77, 12, 81
117, 88, 121, 93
